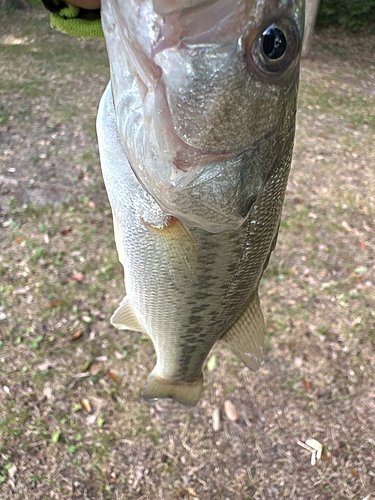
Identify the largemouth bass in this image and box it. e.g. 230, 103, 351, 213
97, 0, 304, 406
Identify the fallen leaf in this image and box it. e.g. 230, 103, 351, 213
52, 430, 61, 443
37, 360, 57, 371
294, 357, 303, 367
41, 386, 53, 401
86, 414, 97, 425
155, 402, 164, 412
321, 447, 331, 462
60, 227, 72, 235
81, 399, 92, 413
212, 407, 220, 431
132, 469, 143, 490
48, 299, 62, 307
303, 380, 312, 393
114, 351, 125, 359
358, 240, 366, 249
82, 360, 92, 372
224, 400, 237, 422
107, 369, 121, 384
95, 355, 108, 362
351, 468, 359, 477
88, 200, 95, 208
90, 363, 102, 375
363, 354, 375, 361
15, 236, 24, 243
71, 272, 84, 281
43, 233, 49, 244
355, 266, 367, 274
207, 355, 217, 372
70, 330, 82, 341
8, 464, 17, 479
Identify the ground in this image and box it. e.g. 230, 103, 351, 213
0, 8, 374, 500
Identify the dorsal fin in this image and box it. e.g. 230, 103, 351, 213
110, 296, 144, 332
221, 292, 264, 371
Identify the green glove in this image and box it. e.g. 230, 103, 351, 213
41, 0, 104, 39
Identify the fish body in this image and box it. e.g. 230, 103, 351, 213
97, 0, 304, 405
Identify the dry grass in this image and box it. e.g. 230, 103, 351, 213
0, 9, 374, 500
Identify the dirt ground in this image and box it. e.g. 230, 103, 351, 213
0, 8, 375, 500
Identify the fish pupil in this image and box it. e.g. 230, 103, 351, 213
262, 26, 287, 60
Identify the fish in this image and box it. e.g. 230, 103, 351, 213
97, 0, 304, 406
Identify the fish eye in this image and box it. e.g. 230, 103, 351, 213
262, 25, 287, 60
246, 18, 300, 79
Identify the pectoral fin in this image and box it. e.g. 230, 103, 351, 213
221, 292, 264, 371
141, 215, 199, 271
111, 296, 144, 332
142, 370, 203, 407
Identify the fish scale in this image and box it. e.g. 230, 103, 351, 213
98, 0, 304, 406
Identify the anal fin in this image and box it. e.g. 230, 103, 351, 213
221, 292, 264, 371
142, 370, 203, 407
110, 296, 144, 332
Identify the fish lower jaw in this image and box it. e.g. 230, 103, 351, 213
141, 370, 204, 407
